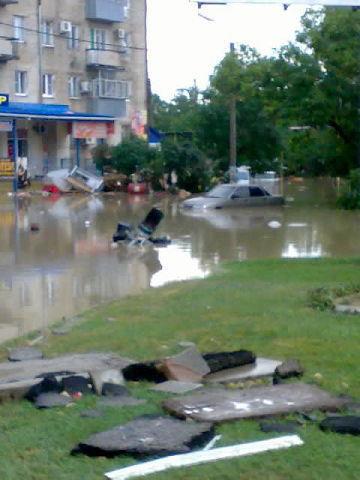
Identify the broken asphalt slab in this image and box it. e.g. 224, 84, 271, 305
204, 358, 282, 384
8, 347, 43, 362
163, 383, 349, 423
73, 416, 214, 457
320, 416, 360, 436
203, 350, 256, 373
151, 381, 203, 394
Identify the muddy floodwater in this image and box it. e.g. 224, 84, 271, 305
0, 178, 359, 342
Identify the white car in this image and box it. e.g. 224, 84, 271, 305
181, 184, 285, 209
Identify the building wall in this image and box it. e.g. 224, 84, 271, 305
0, 0, 148, 174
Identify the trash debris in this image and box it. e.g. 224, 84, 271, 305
151, 381, 203, 394
43, 169, 73, 193
8, 347, 43, 362
61, 375, 93, 396
320, 416, 360, 436
104, 435, 304, 480
157, 346, 211, 383
66, 166, 104, 193
203, 350, 256, 373
163, 383, 349, 423
112, 208, 170, 247
205, 357, 281, 385
73, 416, 214, 458
30, 223, 40, 232
0, 353, 135, 402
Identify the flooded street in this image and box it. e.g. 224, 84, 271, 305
0, 178, 360, 342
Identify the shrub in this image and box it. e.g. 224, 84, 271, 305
308, 284, 360, 311
337, 168, 360, 210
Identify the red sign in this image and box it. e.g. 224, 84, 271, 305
72, 121, 108, 139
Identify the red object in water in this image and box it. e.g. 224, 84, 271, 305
127, 183, 149, 194
43, 184, 61, 194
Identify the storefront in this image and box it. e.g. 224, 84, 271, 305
0, 102, 115, 178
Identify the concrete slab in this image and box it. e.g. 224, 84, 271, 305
151, 381, 203, 394
74, 416, 214, 457
157, 347, 210, 383
163, 383, 348, 423
204, 358, 282, 384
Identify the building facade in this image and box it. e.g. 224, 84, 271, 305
0, 0, 147, 176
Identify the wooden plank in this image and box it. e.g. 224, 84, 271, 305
105, 435, 304, 480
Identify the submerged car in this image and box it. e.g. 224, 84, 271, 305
181, 184, 284, 209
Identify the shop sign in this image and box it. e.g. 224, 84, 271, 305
0, 121, 12, 132
0, 159, 15, 178
72, 121, 108, 139
0, 94, 9, 107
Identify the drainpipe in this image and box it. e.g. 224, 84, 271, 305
37, 0, 43, 103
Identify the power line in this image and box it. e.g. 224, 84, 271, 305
0, 20, 146, 52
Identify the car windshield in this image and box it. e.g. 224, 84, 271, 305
236, 171, 249, 180
205, 185, 235, 198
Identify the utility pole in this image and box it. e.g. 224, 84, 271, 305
229, 43, 237, 183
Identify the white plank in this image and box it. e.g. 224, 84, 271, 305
105, 435, 304, 480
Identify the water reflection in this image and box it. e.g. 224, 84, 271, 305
0, 178, 360, 342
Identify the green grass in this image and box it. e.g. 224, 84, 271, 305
0, 257, 359, 480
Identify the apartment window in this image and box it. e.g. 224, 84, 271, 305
42, 74, 54, 97
15, 71, 28, 95
68, 25, 79, 49
68, 76, 80, 98
13, 16, 25, 42
90, 28, 106, 50
42, 21, 54, 47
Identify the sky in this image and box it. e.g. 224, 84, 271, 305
147, 0, 309, 101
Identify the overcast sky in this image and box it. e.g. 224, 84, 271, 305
147, 0, 308, 101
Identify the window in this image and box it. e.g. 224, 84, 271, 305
68, 25, 79, 49
90, 28, 106, 50
15, 71, 27, 95
13, 16, 25, 42
249, 186, 266, 197
232, 187, 249, 198
42, 21, 54, 47
42, 73, 54, 97
68, 76, 80, 98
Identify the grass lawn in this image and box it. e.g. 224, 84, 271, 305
0, 257, 359, 480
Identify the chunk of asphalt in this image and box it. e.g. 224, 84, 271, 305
320, 416, 360, 436
102, 383, 130, 397
203, 350, 256, 374
274, 359, 304, 380
90, 369, 125, 395
35, 392, 73, 409
260, 421, 300, 434
72, 416, 214, 458
8, 347, 43, 362
157, 347, 210, 383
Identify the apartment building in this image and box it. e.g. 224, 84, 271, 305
0, 0, 147, 176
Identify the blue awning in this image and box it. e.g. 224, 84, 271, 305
0, 102, 114, 122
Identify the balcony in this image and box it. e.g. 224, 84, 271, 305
0, 39, 17, 62
86, 48, 124, 68
87, 79, 128, 117
0, 0, 19, 6
85, 0, 125, 23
